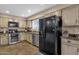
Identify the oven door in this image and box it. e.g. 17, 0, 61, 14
9, 33, 19, 44
8, 29, 19, 44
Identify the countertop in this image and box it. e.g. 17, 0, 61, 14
61, 36, 79, 41
0, 31, 39, 35
26, 31, 39, 35
0, 27, 39, 35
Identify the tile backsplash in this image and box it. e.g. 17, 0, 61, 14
62, 27, 79, 34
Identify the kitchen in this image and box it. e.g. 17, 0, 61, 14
0, 4, 79, 55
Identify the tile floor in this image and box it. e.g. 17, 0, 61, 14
0, 41, 38, 55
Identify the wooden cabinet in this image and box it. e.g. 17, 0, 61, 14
26, 20, 32, 28
20, 33, 32, 43
62, 5, 79, 26
20, 33, 27, 41
0, 34, 8, 45
61, 38, 79, 55
62, 44, 77, 55
44, 10, 62, 18
19, 20, 26, 28
26, 33, 32, 43
0, 17, 8, 27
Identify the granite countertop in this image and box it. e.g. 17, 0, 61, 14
61, 36, 79, 41
0, 27, 39, 34
26, 31, 39, 35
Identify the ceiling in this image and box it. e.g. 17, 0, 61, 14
0, 4, 55, 17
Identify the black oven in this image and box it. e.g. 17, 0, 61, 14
8, 21, 19, 44
8, 29, 19, 44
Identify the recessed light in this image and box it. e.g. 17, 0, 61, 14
5, 10, 10, 14
27, 10, 32, 13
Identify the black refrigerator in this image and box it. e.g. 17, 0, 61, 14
39, 15, 62, 55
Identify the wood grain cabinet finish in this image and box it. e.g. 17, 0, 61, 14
0, 34, 8, 45
62, 5, 79, 26
20, 33, 27, 41
26, 33, 32, 44
19, 20, 26, 28
62, 44, 78, 55
61, 38, 79, 55
0, 17, 9, 27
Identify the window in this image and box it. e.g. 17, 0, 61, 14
32, 19, 39, 31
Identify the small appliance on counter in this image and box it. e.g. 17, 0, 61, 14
25, 27, 32, 32
62, 30, 69, 37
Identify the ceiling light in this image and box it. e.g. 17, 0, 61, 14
5, 10, 10, 14
27, 10, 32, 13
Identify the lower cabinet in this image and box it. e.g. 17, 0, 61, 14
20, 33, 27, 41
0, 34, 8, 45
26, 33, 32, 44
62, 44, 78, 55
61, 38, 79, 55
17, 33, 32, 44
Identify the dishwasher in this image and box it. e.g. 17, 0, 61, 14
32, 34, 39, 47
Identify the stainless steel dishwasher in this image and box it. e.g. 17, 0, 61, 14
32, 34, 39, 47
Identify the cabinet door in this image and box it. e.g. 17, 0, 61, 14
1, 34, 8, 45
20, 33, 27, 41
62, 5, 78, 26
19, 20, 26, 28
27, 21, 32, 28
62, 44, 77, 55
26, 33, 32, 43
1, 17, 8, 27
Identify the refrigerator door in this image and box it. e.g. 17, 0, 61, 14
39, 16, 62, 55
44, 17, 57, 55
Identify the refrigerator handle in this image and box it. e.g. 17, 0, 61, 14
43, 27, 46, 38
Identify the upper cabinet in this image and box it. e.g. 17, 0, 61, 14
19, 20, 26, 28
26, 20, 32, 28
44, 10, 62, 18
0, 17, 9, 27
62, 5, 79, 26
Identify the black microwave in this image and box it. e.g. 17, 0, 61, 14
8, 22, 19, 27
